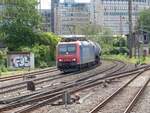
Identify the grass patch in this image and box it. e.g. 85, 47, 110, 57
0, 61, 56, 78
102, 54, 150, 64
0, 68, 38, 78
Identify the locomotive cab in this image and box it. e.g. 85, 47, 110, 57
56, 42, 80, 72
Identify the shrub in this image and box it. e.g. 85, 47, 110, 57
109, 47, 129, 55
0, 50, 7, 72
31, 44, 50, 67
19, 32, 60, 68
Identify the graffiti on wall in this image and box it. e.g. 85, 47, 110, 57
11, 55, 30, 68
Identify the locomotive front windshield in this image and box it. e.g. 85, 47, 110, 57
59, 44, 76, 54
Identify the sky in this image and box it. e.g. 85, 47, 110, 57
41, 0, 90, 9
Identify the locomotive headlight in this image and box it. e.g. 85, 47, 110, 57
58, 58, 63, 62
72, 58, 76, 61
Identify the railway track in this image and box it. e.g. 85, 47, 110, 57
88, 66, 150, 113
0, 60, 140, 113
0, 60, 118, 96
11, 67, 143, 113
0, 67, 57, 82
0, 61, 117, 105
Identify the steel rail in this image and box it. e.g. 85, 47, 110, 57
7, 63, 150, 113
13, 68, 145, 113
0, 61, 125, 111
0, 60, 122, 97
0, 62, 102, 90
123, 77, 150, 113
0, 61, 135, 104
0, 91, 64, 111
15, 94, 63, 113
0, 61, 140, 105
0, 60, 127, 91
0, 67, 57, 82
1, 70, 140, 105
0, 60, 118, 94
0, 60, 140, 113
0, 70, 60, 90
88, 67, 149, 113
76, 60, 126, 82
0, 62, 120, 105
0, 58, 115, 82
1, 64, 143, 113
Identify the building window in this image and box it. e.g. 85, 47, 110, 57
144, 35, 147, 41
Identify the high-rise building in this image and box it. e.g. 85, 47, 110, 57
41, 9, 51, 32
55, 1, 90, 35
37, 0, 51, 32
91, 0, 150, 35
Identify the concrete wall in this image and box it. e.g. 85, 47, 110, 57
7, 52, 35, 69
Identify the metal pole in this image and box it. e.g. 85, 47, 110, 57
51, 0, 55, 33
138, 41, 140, 64
128, 0, 133, 58
120, 16, 123, 35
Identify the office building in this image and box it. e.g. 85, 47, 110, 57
91, 0, 150, 35
41, 9, 51, 32
55, 0, 91, 35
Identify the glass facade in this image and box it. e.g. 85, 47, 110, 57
41, 9, 51, 32
55, 2, 90, 35
91, 0, 150, 35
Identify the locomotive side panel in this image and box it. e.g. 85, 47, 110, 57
80, 42, 95, 65
94, 42, 101, 56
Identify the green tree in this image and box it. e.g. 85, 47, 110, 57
77, 24, 113, 54
75, 24, 103, 36
111, 35, 128, 55
138, 9, 150, 32
35, 32, 61, 61
0, 0, 42, 50
77, 24, 129, 55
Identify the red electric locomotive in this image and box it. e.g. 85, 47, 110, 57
56, 35, 101, 72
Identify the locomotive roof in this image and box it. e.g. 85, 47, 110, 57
58, 40, 95, 46
59, 35, 87, 42
58, 40, 80, 44
59, 35, 85, 38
